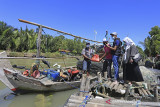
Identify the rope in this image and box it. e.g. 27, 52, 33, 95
79, 95, 90, 107
136, 100, 141, 107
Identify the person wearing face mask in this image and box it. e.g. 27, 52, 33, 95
123, 37, 144, 84
99, 38, 112, 80
81, 42, 94, 76
106, 32, 122, 84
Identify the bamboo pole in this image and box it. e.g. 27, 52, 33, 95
138, 88, 145, 98
141, 88, 148, 97
18, 19, 102, 43
105, 81, 112, 88
112, 83, 119, 91
109, 82, 115, 90
117, 84, 123, 93
146, 90, 153, 97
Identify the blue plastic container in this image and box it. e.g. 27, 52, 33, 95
42, 70, 48, 75
41, 69, 56, 75
47, 70, 60, 81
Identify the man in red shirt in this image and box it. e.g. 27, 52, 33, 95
100, 38, 112, 80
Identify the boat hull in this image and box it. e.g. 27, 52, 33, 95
3, 68, 80, 92
0, 51, 17, 91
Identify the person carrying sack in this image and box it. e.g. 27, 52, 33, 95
81, 42, 94, 76
123, 37, 144, 84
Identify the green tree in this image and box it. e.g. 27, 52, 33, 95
139, 26, 160, 57
136, 45, 145, 57
0, 21, 89, 55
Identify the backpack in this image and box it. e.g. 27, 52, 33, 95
112, 38, 124, 56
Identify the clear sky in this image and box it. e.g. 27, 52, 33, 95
1, 0, 160, 48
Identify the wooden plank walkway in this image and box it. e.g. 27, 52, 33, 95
64, 72, 160, 107
64, 94, 160, 107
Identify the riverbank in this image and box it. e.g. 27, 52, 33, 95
0, 50, 82, 59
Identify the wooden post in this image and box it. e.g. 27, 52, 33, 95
37, 25, 42, 58
104, 72, 107, 80
97, 72, 102, 83
124, 84, 130, 100
154, 86, 159, 102
84, 77, 91, 96
80, 74, 87, 97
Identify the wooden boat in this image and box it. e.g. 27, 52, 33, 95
0, 51, 81, 92
3, 68, 80, 92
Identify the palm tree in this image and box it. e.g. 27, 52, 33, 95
139, 36, 152, 57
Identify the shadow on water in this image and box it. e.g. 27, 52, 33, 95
3, 93, 16, 101
0, 86, 13, 107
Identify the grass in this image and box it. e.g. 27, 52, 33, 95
9, 57, 82, 71
0, 50, 5, 52
1, 50, 83, 71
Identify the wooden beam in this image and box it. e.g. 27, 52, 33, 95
36, 25, 42, 58
18, 19, 102, 43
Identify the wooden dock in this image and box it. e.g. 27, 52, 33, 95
64, 94, 160, 107
64, 72, 160, 107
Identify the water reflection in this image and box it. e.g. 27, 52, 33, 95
0, 82, 78, 107
34, 93, 53, 107
7, 89, 78, 107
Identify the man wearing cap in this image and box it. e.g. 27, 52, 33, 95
81, 42, 94, 76
99, 38, 112, 80
106, 32, 121, 84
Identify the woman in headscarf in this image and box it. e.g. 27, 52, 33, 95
123, 37, 144, 84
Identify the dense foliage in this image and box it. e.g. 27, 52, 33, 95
1, 21, 159, 57
136, 45, 145, 57
0, 21, 86, 54
139, 26, 160, 57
